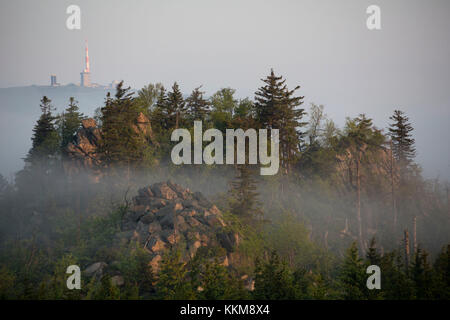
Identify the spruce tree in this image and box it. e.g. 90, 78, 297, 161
228, 165, 262, 224
59, 97, 84, 151
388, 110, 416, 168
366, 238, 382, 266
411, 246, 433, 299
99, 81, 147, 176
432, 244, 450, 299
380, 250, 414, 299
339, 242, 368, 299
151, 86, 168, 131
156, 250, 195, 299
254, 69, 306, 172
26, 96, 60, 166
166, 82, 186, 129
253, 251, 297, 299
186, 86, 210, 122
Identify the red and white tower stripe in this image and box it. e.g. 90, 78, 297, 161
84, 40, 90, 73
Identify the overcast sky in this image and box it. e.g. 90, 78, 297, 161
0, 0, 449, 179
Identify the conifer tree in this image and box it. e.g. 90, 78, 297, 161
339, 242, 368, 299
186, 86, 210, 122
156, 250, 195, 299
411, 246, 433, 299
380, 250, 414, 299
196, 258, 247, 299
254, 69, 306, 172
389, 110, 416, 169
151, 86, 168, 131
166, 82, 186, 130
99, 81, 147, 177
137, 82, 164, 114
366, 238, 381, 266
228, 165, 262, 224
26, 96, 60, 166
253, 251, 297, 299
432, 244, 450, 299
59, 97, 84, 151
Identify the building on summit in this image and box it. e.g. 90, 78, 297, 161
80, 40, 91, 87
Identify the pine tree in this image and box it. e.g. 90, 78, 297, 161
156, 250, 195, 299
59, 97, 84, 151
432, 244, 450, 299
99, 81, 148, 177
197, 258, 247, 299
366, 238, 381, 266
151, 86, 168, 132
26, 96, 60, 166
380, 250, 414, 299
411, 246, 433, 299
166, 82, 186, 130
389, 110, 416, 168
253, 251, 297, 299
228, 165, 262, 224
254, 69, 306, 172
339, 242, 368, 299
186, 86, 210, 122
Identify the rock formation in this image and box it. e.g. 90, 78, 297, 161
64, 118, 103, 181
117, 181, 239, 273
64, 113, 157, 181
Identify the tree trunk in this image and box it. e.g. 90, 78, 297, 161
390, 140, 397, 230
356, 153, 364, 252
404, 229, 410, 270
413, 216, 417, 253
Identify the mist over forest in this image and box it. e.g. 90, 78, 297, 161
0, 71, 449, 300
1, 83, 449, 182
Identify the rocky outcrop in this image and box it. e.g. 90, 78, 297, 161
335, 144, 398, 191
64, 119, 103, 181
119, 181, 238, 273
64, 113, 157, 181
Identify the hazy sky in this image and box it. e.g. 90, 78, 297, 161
0, 0, 449, 179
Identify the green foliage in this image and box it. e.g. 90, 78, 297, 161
26, 96, 60, 166
253, 251, 297, 299
1, 71, 450, 301
136, 83, 164, 115
59, 97, 84, 151
99, 81, 151, 173
156, 249, 195, 299
86, 275, 121, 300
389, 109, 416, 168
432, 245, 450, 299
166, 82, 187, 130
186, 86, 210, 122
189, 252, 248, 300
410, 246, 433, 299
0, 266, 16, 299
338, 242, 368, 300
254, 69, 306, 171
228, 165, 262, 224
